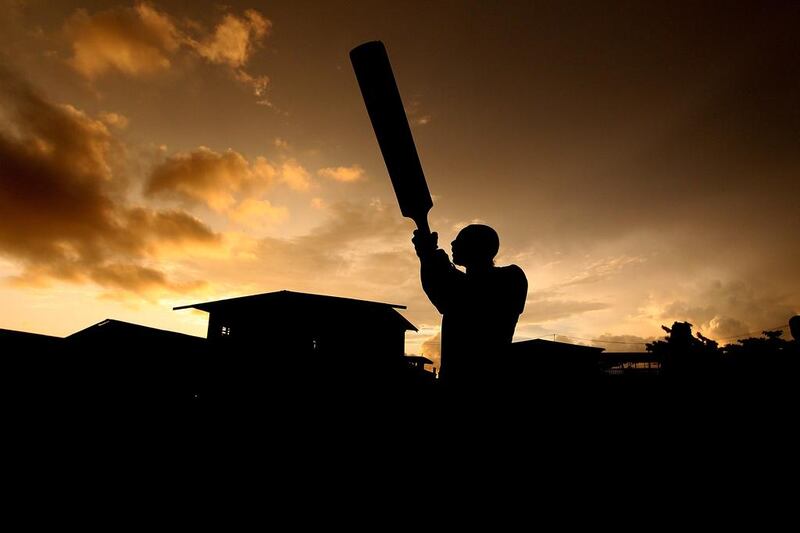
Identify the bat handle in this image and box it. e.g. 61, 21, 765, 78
413, 215, 431, 236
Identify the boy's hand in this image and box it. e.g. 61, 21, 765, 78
412, 230, 438, 258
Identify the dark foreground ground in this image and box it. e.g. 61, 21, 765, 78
6, 346, 800, 520
5, 346, 797, 426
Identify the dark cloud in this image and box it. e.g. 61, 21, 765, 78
0, 69, 218, 294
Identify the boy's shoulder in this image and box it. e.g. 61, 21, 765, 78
496, 264, 526, 279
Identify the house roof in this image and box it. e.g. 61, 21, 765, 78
0, 328, 61, 341
0, 328, 62, 349
67, 319, 205, 343
174, 290, 406, 311
512, 338, 605, 354
174, 290, 417, 331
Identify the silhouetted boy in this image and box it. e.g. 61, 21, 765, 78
790, 315, 800, 355
413, 224, 527, 389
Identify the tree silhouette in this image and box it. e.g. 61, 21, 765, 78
646, 321, 721, 377
723, 329, 794, 378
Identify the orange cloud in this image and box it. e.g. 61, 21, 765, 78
318, 165, 365, 183
233, 69, 269, 97
0, 69, 218, 295
280, 159, 313, 191
125, 207, 217, 250
65, 2, 180, 79
147, 147, 277, 211
189, 9, 270, 68
63, 3, 272, 99
99, 112, 129, 129
229, 198, 289, 228
186, 8, 271, 97
659, 281, 797, 342
421, 332, 441, 368
86, 262, 207, 295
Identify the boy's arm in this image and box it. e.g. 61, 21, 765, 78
413, 231, 459, 314
508, 264, 528, 316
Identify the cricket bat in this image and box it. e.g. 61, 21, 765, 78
350, 41, 433, 235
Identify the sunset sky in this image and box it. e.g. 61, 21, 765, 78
1, 0, 798, 365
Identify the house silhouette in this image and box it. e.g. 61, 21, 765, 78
0, 327, 61, 355
67, 318, 205, 350
1, 320, 206, 407
174, 290, 419, 395
507, 339, 606, 390
64, 318, 207, 404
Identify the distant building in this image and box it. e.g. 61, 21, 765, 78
0, 328, 61, 355
405, 355, 435, 372
599, 352, 661, 376
66, 318, 205, 352
0, 328, 64, 406
174, 290, 418, 388
509, 339, 605, 380
405, 355, 437, 385
65, 319, 207, 403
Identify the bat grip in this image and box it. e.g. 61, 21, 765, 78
413, 215, 431, 236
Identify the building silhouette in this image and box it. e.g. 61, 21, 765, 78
0, 327, 61, 355
66, 318, 205, 351
64, 318, 207, 404
174, 290, 419, 395
1, 293, 796, 407
404, 355, 437, 385
510, 338, 605, 380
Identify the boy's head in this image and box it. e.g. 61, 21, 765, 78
790, 315, 800, 342
451, 224, 500, 267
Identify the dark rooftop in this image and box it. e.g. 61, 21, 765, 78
67, 319, 205, 342
512, 338, 605, 354
405, 355, 434, 365
174, 290, 417, 331
174, 290, 407, 312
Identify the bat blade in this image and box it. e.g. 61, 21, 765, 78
350, 41, 432, 233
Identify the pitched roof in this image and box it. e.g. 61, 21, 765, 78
512, 338, 605, 354
67, 319, 204, 343
0, 328, 62, 349
0, 328, 61, 341
174, 290, 417, 331
174, 290, 406, 311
